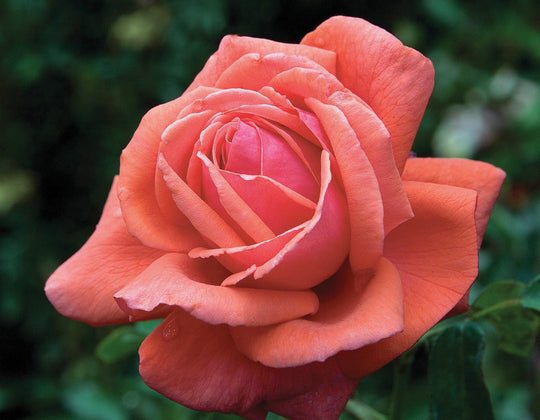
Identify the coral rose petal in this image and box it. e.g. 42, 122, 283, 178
255, 123, 319, 200
189, 225, 303, 279
187, 35, 337, 91
230, 257, 403, 367
158, 154, 246, 248
215, 52, 331, 91
192, 87, 319, 144
139, 309, 357, 418
329, 91, 413, 234
242, 152, 350, 290
221, 171, 316, 235
402, 157, 505, 244
44, 178, 165, 326
160, 110, 215, 179
306, 98, 384, 271
222, 119, 263, 176
337, 180, 479, 378
302, 16, 435, 172
268, 67, 344, 105
265, 368, 359, 420
115, 253, 319, 326
118, 87, 217, 251
156, 110, 215, 224
199, 153, 276, 242
202, 87, 273, 109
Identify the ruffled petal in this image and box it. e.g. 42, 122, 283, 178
118, 87, 216, 251
268, 67, 344, 106
45, 178, 165, 326
302, 16, 434, 172
230, 257, 403, 367
138, 309, 357, 418
158, 154, 246, 248
230, 151, 350, 290
338, 180, 478, 378
189, 225, 303, 279
199, 153, 276, 243
215, 52, 331, 91
115, 253, 319, 326
221, 171, 316, 235
329, 91, 413, 234
156, 110, 215, 225
402, 157, 505, 244
192, 88, 318, 143
187, 35, 337, 91
306, 98, 384, 272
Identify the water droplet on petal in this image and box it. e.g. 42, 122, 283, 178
161, 318, 178, 341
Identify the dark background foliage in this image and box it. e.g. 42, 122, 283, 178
1, 0, 539, 418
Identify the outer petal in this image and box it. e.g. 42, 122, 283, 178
45, 178, 164, 326
115, 253, 319, 326
138, 309, 357, 419
187, 35, 337, 92
230, 257, 403, 368
338, 181, 478, 378
402, 157, 505, 244
118, 87, 216, 252
302, 16, 435, 172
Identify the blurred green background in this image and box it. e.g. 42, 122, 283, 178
1, 0, 539, 419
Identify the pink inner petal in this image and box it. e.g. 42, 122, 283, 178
199, 153, 276, 243
231, 151, 350, 290
224, 120, 263, 175
221, 171, 316, 235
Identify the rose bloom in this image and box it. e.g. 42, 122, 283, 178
46, 16, 505, 419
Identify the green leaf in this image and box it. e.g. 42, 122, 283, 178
470, 279, 540, 356
134, 319, 162, 335
96, 326, 146, 363
429, 322, 493, 420
522, 275, 540, 312
471, 279, 525, 310
63, 381, 127, 420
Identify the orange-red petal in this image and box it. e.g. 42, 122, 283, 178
402, 157, 505, 244
115, 253, 319, 326
302, 16, 434, 172
329, 91, 413, 234
215, 52, 331, 91
338, 180, 478, 377
44, 178, 164, 326
138, 308, 357, 418
230, 257, 403, 367
187, 35, 337, 92
118, 87, 216, 251
306, 98, 384, 272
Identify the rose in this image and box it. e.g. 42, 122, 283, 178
45, 16, 505, 419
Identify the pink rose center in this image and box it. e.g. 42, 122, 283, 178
220, 119, 320, 201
